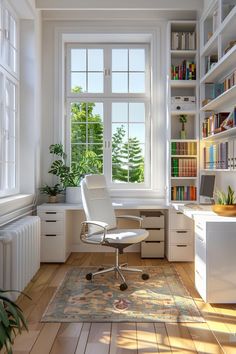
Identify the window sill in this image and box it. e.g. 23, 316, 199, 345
0, 194, 35, 225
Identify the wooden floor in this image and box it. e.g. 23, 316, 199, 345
11, 252, 236, 354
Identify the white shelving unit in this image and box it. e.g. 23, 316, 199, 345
167, 20, 199, 204
199, 0, 236, 173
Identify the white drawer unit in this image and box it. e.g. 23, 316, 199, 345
194, 216, 236, 303
166, 208, 194, 262
37, 207, 72, 263
140, 211, 165, 258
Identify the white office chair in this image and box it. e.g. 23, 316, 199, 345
80, 174, 149, 291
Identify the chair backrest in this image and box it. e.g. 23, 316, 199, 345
81, 174, 117, 232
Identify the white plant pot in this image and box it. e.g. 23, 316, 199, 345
66, 186, 81, 204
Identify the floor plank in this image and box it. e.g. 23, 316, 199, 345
85, 322, 111, 354
136, 323, 158, 353
110, 323, 137, 354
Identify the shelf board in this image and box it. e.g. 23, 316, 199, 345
201, 85, 236, 111
170, 80, 197, 88
201, 169, 231, 172
171, 155, 197, 157
201, 45, 236, 84
202, 126, 236, 141
171, 110, 196, 115
171, 139, 197, 142
171, 177, 198, 179
171, 50, 197, 58
200, 32, 218, 57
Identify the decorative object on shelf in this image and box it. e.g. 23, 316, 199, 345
39, 183, 64, 203
171, 96, 195, 111
48, 143, 101, 204
179, 114, 187, 139
0, 289, 28, 354
212, 185, 236, 216
224, 40, 236, 55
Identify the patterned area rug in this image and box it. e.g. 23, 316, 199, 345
42, 266, 204, 323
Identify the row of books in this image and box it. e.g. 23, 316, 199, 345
224, 69, 236, 91
205, 82, 224, 100
203, 142, 228, 170
171, 60, 196, 80
171, 31, 196, 50
202, 112, 230, 137
171, 141, 197, 155
171, 185, 197, 201
171, 158, 197, 177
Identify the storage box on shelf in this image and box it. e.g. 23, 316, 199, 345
200, 1, 236, 174
167, 20, 199, 204
140, 211, 165, 258
166, 208, 194, 262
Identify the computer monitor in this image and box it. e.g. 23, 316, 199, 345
200, 175, 215, 200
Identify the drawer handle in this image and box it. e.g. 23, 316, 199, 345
45, 234, 57, 237
196, 224, 203, 231
176, 245, 187, 247
146, 228, 161, 230
176, 212, 183, 215
45, 212, 57, 214
176, 230, 187, 234
45, 220, 57, 223
145, 241, 162, 243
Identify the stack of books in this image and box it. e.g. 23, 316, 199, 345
171, 185, 197, 201
203, 142, 228, 169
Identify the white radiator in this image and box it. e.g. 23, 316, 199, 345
0, 216, 40, 298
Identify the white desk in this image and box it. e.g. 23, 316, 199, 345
37, 199, 168, 261
173, 203, 236, 303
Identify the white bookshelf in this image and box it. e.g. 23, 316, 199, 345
199, 0, 236, 174
167, 20, 199, 204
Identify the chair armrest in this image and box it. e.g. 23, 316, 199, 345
80, 220, 109, 244
116, 215, 143, 227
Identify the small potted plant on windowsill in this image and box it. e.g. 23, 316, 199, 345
39, 183, 64, 203
212, 185, 236, 216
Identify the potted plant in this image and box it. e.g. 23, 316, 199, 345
0, 289, 28, 354
39, 183, 64, 203
48, 143, 102, 203
212, 185, 236, 216
179, 114, 188, 139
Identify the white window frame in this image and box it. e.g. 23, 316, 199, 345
65, 43, 151, 189
0, 0, 19, 197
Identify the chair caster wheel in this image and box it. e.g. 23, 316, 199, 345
142, 273, 149, 280
86, 273, 93, 281
120, 283, 128, 291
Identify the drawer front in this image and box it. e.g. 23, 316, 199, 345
169, 244, 194, 262
141, 241, 164, 258
38, 211, 64, 221
170, 230, 193, 245
141, 215, 164, 229
41, 234, 65, 262
169, 211, 193, 229
41, 220, 64, 234
146, 229, 164, 241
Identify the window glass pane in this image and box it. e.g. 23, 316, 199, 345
88, 123, 103, 143
88, 73, 103, 93
112, 49, 128, 71
91, 102, 103, 121
112, 123, 128, 142
71, 144, 86, 161
71, 102, 86, 122
129, 49, 145, 71
88, 49, 103, 71
129, 103, 145, 122
71, 49, 86, 71
8, 163, 15, 189
112, 73, 128, 93
71, 123, 86, 143
129, 73, 145, 93
9, 15, 16, 47
71, 72, 86, 92
129, 123, 145, 143
112, 103, 128, 122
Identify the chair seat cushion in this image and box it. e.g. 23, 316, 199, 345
88, 228, 149, 244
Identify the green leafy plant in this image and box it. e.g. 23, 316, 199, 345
0, 290, 28, 354
39, 183, 64, 196
48, 143, 102, 187
215, 185, 236, 205
179, 114, 187, 124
